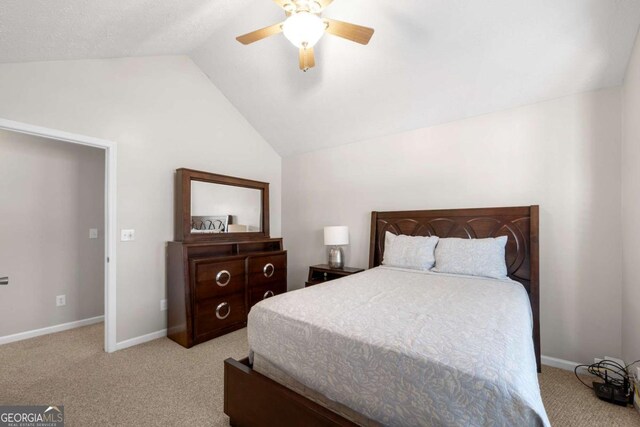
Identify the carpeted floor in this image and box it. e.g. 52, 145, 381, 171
1, 324, 638, 426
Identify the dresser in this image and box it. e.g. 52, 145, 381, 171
167, 169, 287, 348
167, 239, 287, 348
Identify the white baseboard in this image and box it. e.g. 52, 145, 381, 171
0, 315, 104, 346
115, 329, 167, 351
541, 354, 581, 371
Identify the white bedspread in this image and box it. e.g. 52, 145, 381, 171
247, 266, 550, 426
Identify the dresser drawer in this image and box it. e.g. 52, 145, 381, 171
247, 252, 287, 288
194, 293, 246, 341
249, 282, 287, 308
192, 257, 246, 300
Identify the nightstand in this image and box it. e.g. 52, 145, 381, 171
305, 264, 365, 287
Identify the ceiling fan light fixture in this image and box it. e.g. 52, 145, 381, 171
282, 12, 325, 48
236, 0, 374, 71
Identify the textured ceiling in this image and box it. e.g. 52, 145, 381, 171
0, 0, 225, 62
1, 1, 640, 157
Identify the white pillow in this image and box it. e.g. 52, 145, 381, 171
382, 232, 439, 270
432, 236, 508, 279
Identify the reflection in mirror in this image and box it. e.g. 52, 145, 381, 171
191, 181, 262, 234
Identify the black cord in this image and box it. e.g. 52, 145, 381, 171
574, 364, 595, 389
626, 359, 640, 370
590, 360, 627, 387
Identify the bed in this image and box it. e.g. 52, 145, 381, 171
224, 206, 545, 426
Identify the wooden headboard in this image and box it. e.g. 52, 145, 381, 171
369, 206, 540, 371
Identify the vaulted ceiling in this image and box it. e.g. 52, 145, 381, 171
2, 1, 640, 156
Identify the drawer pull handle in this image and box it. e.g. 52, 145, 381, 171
263, 263, 275, 278
216, 302, 230, 320
263, 290, 275, 300
216, 270, 231, 287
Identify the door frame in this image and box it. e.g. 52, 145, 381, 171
0, 118, 117, 353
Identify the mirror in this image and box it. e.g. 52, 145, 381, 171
191, 181, 262, 233
175, 168, 270, 242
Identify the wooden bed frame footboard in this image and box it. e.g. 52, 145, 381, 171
224, 206, 541, 426
224, 358, 358, 427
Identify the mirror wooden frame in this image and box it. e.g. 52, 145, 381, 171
175, 168, 270, 242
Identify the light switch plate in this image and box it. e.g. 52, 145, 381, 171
89, 228, 98, 239
121, 229, 135, 241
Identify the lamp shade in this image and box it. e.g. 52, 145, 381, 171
324, 226, 349, 246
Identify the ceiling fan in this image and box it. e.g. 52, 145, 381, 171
236, 0, 374, 72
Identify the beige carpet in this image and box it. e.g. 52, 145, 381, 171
0, 324, 638, 426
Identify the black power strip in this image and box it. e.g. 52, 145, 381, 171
593, 382, 630, 406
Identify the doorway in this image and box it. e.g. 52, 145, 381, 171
0, 118, 116, 352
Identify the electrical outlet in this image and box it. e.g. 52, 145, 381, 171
120, 229, 135, 241
160, 299, 167, 311
56, 295, 66, 307
89, 228, 98, 239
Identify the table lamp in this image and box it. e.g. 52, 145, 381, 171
324, 226, 349, 269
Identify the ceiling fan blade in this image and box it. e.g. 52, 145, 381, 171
324, 18, 374, 45
299, 47, 315, 71
236, 22, 283, 45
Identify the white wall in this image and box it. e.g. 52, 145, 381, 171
283, 88, 622, 364
0, 56, 281, 343
0, 130, 104, 336
622, 30, 640, 363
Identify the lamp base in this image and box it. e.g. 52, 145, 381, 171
328, 246, 344, 269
